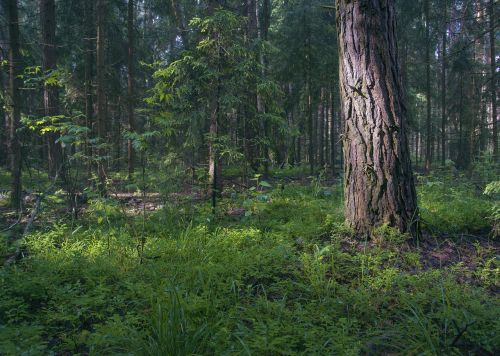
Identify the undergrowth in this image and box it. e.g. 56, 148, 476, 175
0, 176, 498, 355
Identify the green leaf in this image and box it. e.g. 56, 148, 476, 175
259, 181, 272, 188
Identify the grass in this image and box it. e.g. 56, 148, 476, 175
418, 175, 494, 234
0, 173, 498, 355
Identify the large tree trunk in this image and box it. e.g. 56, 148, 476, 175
336, 0, 418, 236
127, 0, 136, 178
96, 0, 107, 195
7, 0, 22, 210
490, 0, 498, 162
41, 0, 63, 179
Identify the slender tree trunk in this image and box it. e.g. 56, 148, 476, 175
457, 78, 465, 168
336, 0, 418, 235
0, 46, 6, 168
84, 0, 94, 179
415, 129, 421, 169
424, 0, 432, 173
490, 0, 498, 161
170, 0, 188, 47
329, 89, 335, 175
441, 1, 447, 166
303, 4, 314, 174
207, 0, 222, 208
127, 0, 136, 178
318, 89, 325, 168
208, 95, 221, 208
113, 100, 122, 170
96, 0, 107, 195
7, 0, 22, 210
324, 92, 329, 169
41, 0, 63, 179
255, 0, 269, 177
246, 0, 258, 171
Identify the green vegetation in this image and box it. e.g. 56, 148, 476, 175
1, 173, 498, 355
1, 0, 498, 354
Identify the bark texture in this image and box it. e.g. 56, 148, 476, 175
336, 0, 418, 235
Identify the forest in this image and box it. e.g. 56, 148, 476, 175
0, 0, 498, 354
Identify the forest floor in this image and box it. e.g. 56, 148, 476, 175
0, 168, 499, 355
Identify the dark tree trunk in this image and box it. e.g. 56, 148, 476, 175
424, 0, 432, 173
207, 0, 222, 208
303, 4, 314, 174
329, 89, 335, 175
318, 88, 325, 168
0, 44, 6, 167
7, 0, 22, 210
256, 0, 269, 177
490, 0, 498, 161
127, 0, 136, 178
170, 0, 188, 47
441, 0, 447, 166
324, 91, 329, 169
96, 0, 107, 195
41, 0, 63, 179
84, 0, 94, 179
336, 0, 418, 236
245, 0, 259, 171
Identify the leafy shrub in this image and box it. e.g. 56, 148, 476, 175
484, 180, 500, 237
418, 177, 492, 234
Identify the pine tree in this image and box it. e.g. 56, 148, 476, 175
336, 0, 418, 235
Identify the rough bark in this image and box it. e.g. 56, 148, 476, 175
336, 0, 418, 236
41, 0, 63, 179
7, 0, 22, 210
